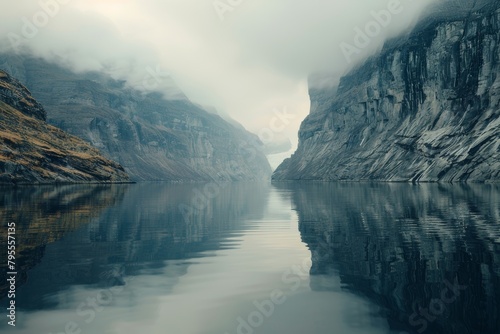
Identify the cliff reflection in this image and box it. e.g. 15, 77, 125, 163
0, 184, 129, 299
0, 182, 269, 313
280, 182, 500, 334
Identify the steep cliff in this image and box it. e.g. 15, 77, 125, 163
0, 56, 272, 182
274, 0, 500, 182
0, 70, 129, 184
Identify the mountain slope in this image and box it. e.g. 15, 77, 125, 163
0, 56, 272, 182
0, 70, 129, 184
273, 0, 500, 182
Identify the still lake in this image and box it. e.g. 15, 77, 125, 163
0, 182, 499, 334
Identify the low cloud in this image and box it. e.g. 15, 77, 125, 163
1, 0, 439, 152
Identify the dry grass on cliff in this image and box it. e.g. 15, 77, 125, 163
0, 100, 127, 181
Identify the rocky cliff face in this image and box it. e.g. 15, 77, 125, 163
0, 56, 272, 182
0, 70, 129, 184
274, 0, 500, 182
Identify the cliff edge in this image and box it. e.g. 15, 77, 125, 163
274, 0, 500, 182
0, 70, 129, 184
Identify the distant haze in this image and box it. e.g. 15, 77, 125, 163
1, 0, 439, 156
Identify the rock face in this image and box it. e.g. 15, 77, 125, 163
0, 70, 129, 184
0, 56, 272, 182
274, 0, 500, 182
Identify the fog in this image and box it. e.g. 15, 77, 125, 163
1, 0, 440, 153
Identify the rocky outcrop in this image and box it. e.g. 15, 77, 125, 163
0, 70, 45, 121
0, 70, 130, 184
0, 56, 272, 182
273, 0, 500, 182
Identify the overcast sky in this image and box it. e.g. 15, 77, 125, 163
1, 0, 439, 157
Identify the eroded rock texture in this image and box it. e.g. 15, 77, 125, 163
0, 56, 272, 182
0, 70, 129, 184
274, 1, 500, 182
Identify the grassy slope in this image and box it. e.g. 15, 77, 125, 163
0, 72, 129, 184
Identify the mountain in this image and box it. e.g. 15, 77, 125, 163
273, 0, 500, 182
0, 55, 272, 182
0, 70, 129, 185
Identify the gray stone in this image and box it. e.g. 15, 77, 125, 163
274, 0, 500, 183
0, 55, 272, 182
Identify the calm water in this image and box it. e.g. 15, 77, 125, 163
0, 182, 499, 334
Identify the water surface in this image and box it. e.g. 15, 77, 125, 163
0, 182, 499, 334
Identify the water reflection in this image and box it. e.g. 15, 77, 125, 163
1, 182, 499, 334
0, 182, 271, 334
0, 184, 129, 299
278, 182, 500, 334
